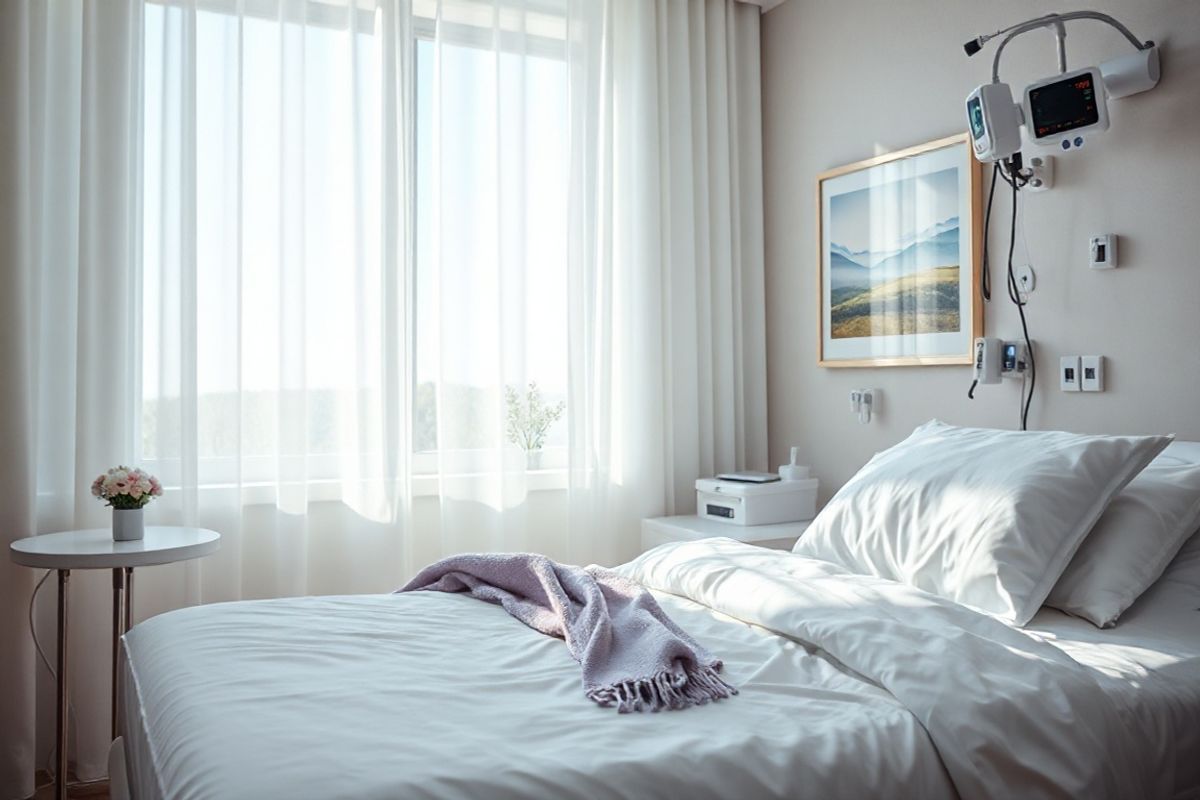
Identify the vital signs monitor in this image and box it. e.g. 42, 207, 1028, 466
962, 11, 1159, 163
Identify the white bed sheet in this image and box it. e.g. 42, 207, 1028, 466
1025, 534, 1200, 799
121, 590, 953, 800
120, 538, 1200, 800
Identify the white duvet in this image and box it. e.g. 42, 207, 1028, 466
122, 539, 1190, 800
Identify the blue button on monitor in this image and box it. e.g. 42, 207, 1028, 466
1074, 136, 1084, 147
1062, 140, 1071, 150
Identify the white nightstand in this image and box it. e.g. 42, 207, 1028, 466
640, 515, 812, 553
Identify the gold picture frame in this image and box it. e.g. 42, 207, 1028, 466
816, 133, 983, 367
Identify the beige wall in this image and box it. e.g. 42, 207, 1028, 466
761, 0, 1200, 504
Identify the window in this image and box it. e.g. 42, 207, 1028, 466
140, 1, 570, 487
412, 33, 569, 463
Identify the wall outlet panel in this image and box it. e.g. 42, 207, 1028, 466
1081, 355, 1105, 392
1090, 234, 1118, 269
1060, 356, 1081, 392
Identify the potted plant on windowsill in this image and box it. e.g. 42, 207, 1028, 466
505, 382, 565, 471
91, 466, 164, 541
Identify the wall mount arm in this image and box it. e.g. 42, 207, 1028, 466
965, 10, 1154, 84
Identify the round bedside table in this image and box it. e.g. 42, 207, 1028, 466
10, 526, 220, 800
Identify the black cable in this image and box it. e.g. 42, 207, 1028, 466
1004, 176, 1036, 430
971, 163, 1000, 402
1005, 177, 1022, 306
980, 163, 999, 303
972, 157, 1034, 414
1016, 303, 1035, 429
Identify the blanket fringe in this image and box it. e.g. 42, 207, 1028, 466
586, 665, 737, 714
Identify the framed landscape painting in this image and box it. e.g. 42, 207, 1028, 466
817, 133, 982, 367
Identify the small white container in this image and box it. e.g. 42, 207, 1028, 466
696, 477, 818, 526
112, 508, 145, 541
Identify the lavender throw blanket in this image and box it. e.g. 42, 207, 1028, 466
399, 553, 736, 713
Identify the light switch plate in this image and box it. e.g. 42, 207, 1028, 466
1081, 355, 1105, 392
1089, 234, 1117, 269
1060, 356, 1081, 392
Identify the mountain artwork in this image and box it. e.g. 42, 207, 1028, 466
818, 135, 979, 366
826, 167, 962, 340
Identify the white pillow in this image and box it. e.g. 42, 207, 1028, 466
792, 421, 1171, 626
1169, 525, 1200, 577
1046, 441, 1200, 628
1179, 526, 1200, 561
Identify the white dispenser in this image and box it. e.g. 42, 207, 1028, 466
778, 447, 811, 481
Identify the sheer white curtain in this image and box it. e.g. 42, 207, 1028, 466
409, 0, 577, 561
1, 1, 145, 792
566, 0, 768, 566
141, 0, 412, 605
0, 0, 765, 793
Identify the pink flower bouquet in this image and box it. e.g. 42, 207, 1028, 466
91, 466, 163, 510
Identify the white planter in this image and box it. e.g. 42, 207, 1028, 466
526, 450, 543, 470
112, 508, 145, 541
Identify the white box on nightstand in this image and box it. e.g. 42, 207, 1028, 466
640, 515, 812, 554
696, 477, 817, 526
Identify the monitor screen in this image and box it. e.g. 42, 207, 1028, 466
967, 96, 986, 140
1028, 74, 1099, 139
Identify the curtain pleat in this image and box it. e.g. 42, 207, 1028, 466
0, 1, 38, 795
0, 0, 145, 787
565, 0, 767, 564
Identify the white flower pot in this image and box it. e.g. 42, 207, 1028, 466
526, 450, 543, 470
112, 508, 145, 542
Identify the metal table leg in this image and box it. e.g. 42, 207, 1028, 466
111, 567, 125, 740
56, 569, 69, 800
124, 566, 134, 632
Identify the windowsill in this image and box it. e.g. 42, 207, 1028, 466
409, 467, 568, 497
131, 447, 570, 503
62, 470, 569, 507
